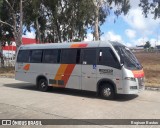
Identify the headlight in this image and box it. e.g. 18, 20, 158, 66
124, 77, 136, 81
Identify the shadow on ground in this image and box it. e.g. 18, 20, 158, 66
3, 83, 138, 102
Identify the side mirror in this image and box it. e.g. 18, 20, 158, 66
120, 63, 124, 67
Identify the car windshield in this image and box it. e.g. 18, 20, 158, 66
114, 46, 142, 70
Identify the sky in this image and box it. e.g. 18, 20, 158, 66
23, 0, 160, 47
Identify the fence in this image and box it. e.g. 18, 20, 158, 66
0, 57, 15, 67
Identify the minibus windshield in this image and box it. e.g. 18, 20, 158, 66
114, 46, 142, 70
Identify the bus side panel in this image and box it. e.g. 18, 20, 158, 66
46, 64, 80, 90
96, 65, 123, 94
15, 63, 37, 84
15, 63, 60, 85
81, 65, 97, 92
15, 63, 81, 90
64, 64, 81, 90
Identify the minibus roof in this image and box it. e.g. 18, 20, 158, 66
19, 41, 125, 50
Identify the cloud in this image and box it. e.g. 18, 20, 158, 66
84, 33, 93, 41
85, 31, 123, 43
122, 3, 160, 37
125, 29, 136, 39
85, 31, 137, 47
130, 37, 160, 47
125, 43, 132, 47
101, 31, 135, 47
101, 31, 123, 42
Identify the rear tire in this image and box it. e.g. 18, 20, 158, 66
100, 84, 115, 100
38, 78, 49, 92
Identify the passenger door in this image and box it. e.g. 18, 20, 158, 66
81, 49, 97, 91
97, 48, 122, 93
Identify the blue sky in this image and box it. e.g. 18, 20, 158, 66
23, 0, 160, 47
84, 0, 160, 47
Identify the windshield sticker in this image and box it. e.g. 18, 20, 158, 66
99, 69, 113, 75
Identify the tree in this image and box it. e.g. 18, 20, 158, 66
144, 41, 151, 49
23, 0, 43, 43
0, 0, 25, 50
28, 0, 96, 43
139, 0, 160, 19
92, 0, 130, 40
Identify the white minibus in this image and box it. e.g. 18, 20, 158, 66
15, 41, 145, 99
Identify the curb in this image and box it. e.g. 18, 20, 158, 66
0, 75, 14, 78
145, 86, 160, 91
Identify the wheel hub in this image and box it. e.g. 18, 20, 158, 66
41, 82, 46, 88
103, 88, 111, 97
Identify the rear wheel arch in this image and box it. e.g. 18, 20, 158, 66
36, 75, 48, 86
36, 75, 51, 92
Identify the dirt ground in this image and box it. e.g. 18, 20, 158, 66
135, 52, 160, 87
0, 52, 160, 87
0, 67, 14, 78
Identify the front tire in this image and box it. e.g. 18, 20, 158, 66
38, 78, 49, 92
100, 84, 115, 100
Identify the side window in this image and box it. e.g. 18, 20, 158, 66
76, 49, 81, 64
43, 49, 59, 63
98, 48, 120, 69
17, 50, 30, 63
30, 50, 42, 63
61, 49, 77, 64
82, 49, 97, 64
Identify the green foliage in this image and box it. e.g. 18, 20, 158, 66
144, 41, 151, 49
0, 0, 132, 44
0, 0, 3, 14
110, 0, 131, 16
24, 0, 96, 43
72, 38, 81, 42
0, 0, 14, 46
139, 0, 160, 19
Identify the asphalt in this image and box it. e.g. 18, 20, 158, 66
0, 78, 160, 128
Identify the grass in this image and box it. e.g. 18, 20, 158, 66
0, 53, 160, 87
135, 52, 160, 87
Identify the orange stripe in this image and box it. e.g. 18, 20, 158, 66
54, 64, 68, 80
71, 43, 88, 48
132, 69, 144, 78
53, 43, 88, 87
61, 64, 76, 86
23, 64, 30, 71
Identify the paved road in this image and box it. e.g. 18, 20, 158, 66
0, 78, 160, 128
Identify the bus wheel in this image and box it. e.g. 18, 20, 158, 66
38, 78, 49, 92
100, 84, 115, 100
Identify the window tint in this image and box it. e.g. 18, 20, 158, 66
17, 50, 30, 63
82, 49, 97, 64
30, 50, 42, 63
98, 48, 120, 69
43, 49, 59, 63
61, 49, 77, 64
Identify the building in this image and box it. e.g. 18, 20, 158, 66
130, 45, 144, 52
156, 45, 160, 49
2, 37, 39, 58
